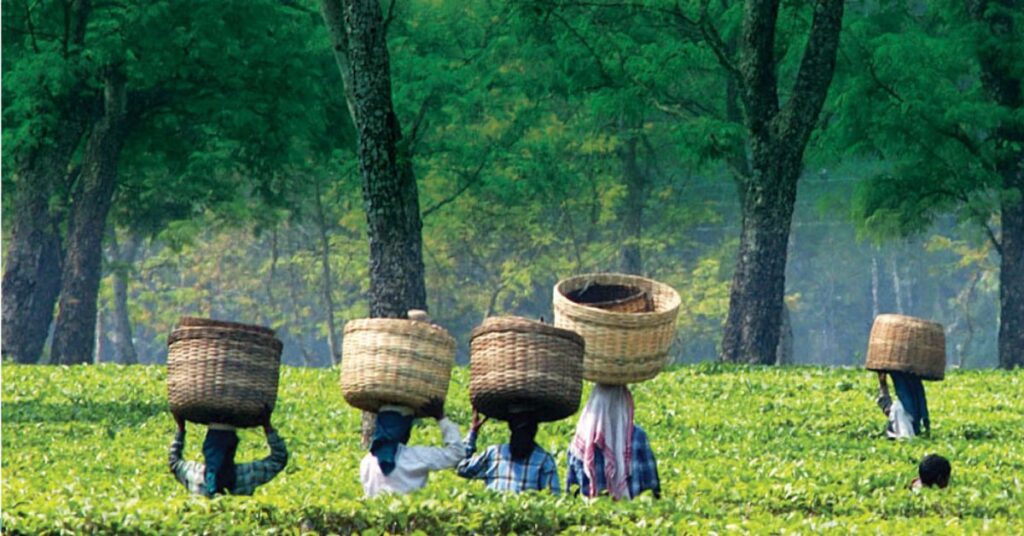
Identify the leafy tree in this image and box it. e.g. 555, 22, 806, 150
831, 0, 1023, 369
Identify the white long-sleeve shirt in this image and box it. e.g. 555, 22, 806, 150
360, 417, 465, 497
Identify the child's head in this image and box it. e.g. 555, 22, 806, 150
918, 454, 951, 488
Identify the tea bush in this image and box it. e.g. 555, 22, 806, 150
2, 363, 1022, 534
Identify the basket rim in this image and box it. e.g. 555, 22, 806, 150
872, 313, 944, 331
343, 317, 456, 346
470, 316, 585, 346
178, 316, 275, 336
168, 326, 283, 352
554, 273, 680, 326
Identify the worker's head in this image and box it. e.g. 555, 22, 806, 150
202, 428, 240, 496
507, 415, 539, 461
919, 454, 951, 488
370, 410, 415, 475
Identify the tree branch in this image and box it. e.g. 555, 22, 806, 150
775, 0, 844, 147
422, 154, 491, 218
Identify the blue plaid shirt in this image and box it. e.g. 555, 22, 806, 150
168, 430, 288, 496
456, 429, 560, 493
566, 424, 660, 499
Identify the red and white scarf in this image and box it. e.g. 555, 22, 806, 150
569, 384, 634, 499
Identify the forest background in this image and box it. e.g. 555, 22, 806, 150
2, 0, 1021, 371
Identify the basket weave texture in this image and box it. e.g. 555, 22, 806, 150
865, 314, 946, 381
167, 319, 283, 427
340, 318, 455, 416
566, 284, 652, 313
178, 316, 275, 336
554, 273, 680, 384
469, 316, 584, 422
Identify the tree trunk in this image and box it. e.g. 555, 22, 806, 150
0, 0, 94, 364
321, 0, 429, 446
999, 188, 1024, 369
51, 70, 129, 365
720, 157, 801, 364
871, 255, 880, 318
314, 181, 341, 366
890, 256, 904, 314
718, 0, 844, 364
1, 129, 81, 363
94, 308, 107, 363
618, 134, 646, 275
109, 231, 140, 364
775, 300, 793, 365
968, 0, 1023, 369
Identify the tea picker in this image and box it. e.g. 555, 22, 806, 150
865, 314, 946, 439
341, 310, 466, 497
555, 273, 680, 500
166, 317, 289, 496
458, 316, 584, 493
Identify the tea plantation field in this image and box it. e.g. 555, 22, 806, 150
2, 363, 1022, 534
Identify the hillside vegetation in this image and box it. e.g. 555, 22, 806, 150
2, 364, 1022, 534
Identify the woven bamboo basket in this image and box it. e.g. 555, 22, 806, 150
865, 314, 946, 381
469, 316, 584, 422
554, 273, 680, 384
340, 318, 456, 416
167, 322, 283, 427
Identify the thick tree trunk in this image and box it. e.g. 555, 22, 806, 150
720, 156, 800, 364
719, 0, 844, 364
969, 0, 1023, 369
314, 182, 341, 366
0, 0, 94, 364
51, 70, 128, 365
618, 135, 646, 274
321, 0, 429, 446
1, 127, 82, 363
109, 232, 140, 364
345, 1, 427, 319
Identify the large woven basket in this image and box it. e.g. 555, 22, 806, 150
865, 314, 946, 381
469, 316, 584, 422
554, 273, 680, 384
340, 318, 456, 416
167, 320, 283, 428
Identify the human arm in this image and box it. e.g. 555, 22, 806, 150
542, 455, 561, 494
876, 372, 892, 416
233, 411, 289, 493
455, 444, 493, 480
167, 416, 204, 491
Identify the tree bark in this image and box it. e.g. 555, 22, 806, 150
969, 0, 1023, 369
999, 185, 1024, 369
51, 69, 129, 365
314, 181, 341, 366
719, 0, 844, 365
1, 124, 85, 363
109, 231, 140, 364
618, 134, 646, 275
321, 0, 429, 445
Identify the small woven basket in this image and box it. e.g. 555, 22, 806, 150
167, 320, 283, 428
865, 314, 946, 381
554, 273, 680, 384
469, 316, 584, 422
340, 318, 456, 416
